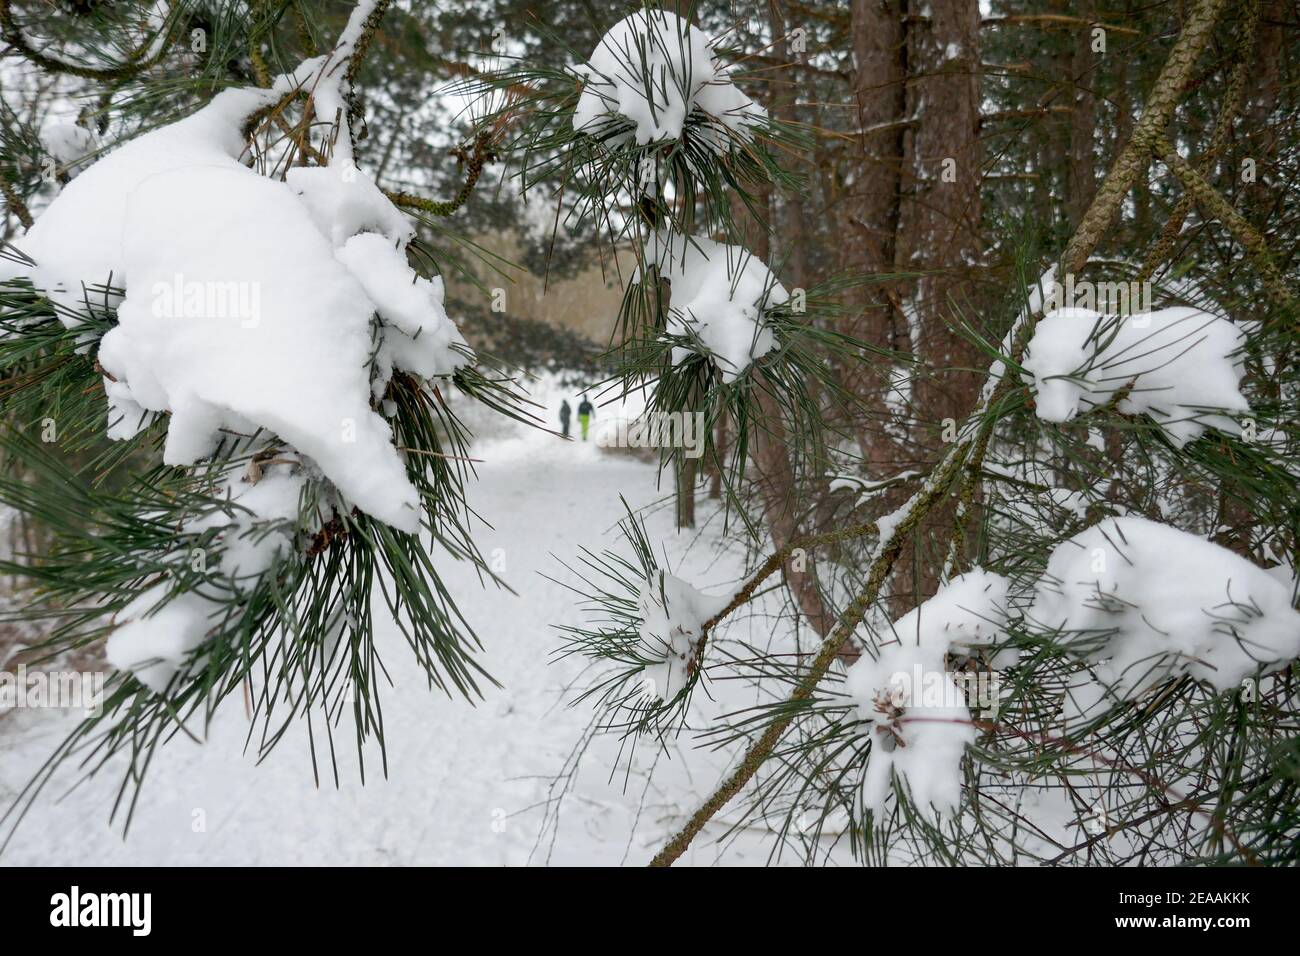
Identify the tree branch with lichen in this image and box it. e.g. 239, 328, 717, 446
384, 132, 498, 217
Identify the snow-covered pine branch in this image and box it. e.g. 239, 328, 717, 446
0, 0, 519, 834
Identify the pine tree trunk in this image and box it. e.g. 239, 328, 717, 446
891, 0, 984, 607
750, 380, 835, 638
677, 457, 696, 528
768, 0, 807, 289
896, 0, 983, 427
844, 0, 910, 471
1068, 0, 1098, 229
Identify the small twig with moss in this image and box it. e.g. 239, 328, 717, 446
1153, 135, 1295, 311
1135, 0, 1258, 285
385, 132, 498, 217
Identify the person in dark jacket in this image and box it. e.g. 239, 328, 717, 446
577, 394, 594, 441
559, 399, 571, 438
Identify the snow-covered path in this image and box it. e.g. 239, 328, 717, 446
0, 399, 778, 866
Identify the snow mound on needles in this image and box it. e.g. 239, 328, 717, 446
573, 10, 765, 148
4, 88, 469, 533
845, 570, 1011, 817
645, 231, 787, 383
846, 641, 977, 816
636, 570, 730, 701
1030, 516, 1300, 707
1022, 306, 1248, 447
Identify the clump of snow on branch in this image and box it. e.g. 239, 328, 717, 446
106, 586, 224, 694
889, 569, 1015, 664
573, 10, 766, 148
846, 643, 975, 816
1021, 306, 1248, 447
1, 0, 474, 693
646, 232, 787, 383
335, 232, 470, 385
1030, 516, 1300, 716
38, 121, 97, 180
184, 463, 309, 585
286, 165, 414, 248
635, 570, 730, 701
844, 570, 1011, 816
5, 88, 466, 531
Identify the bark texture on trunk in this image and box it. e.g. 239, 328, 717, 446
749, 379, 836, 639
843, 0, 911, 474
891, 0, 984, 606
1068, 0, 1098, 229
896, 0, 983, 432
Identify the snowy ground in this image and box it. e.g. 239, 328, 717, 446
0, 377, 805, 866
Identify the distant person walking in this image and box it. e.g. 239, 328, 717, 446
577, 394, 594, 441
559, 399, 571, 438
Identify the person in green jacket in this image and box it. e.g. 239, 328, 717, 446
577, 394, 593, 441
